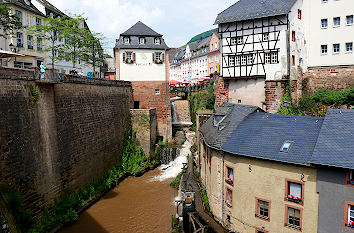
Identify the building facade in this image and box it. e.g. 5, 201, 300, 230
214, 0, 354, 112
198, 103, 354, 233
114, 21, 172, 139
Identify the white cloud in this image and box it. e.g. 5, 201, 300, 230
47, 0, 234, 53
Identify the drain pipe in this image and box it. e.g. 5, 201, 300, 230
165, 48, 169, 140
221, 151, 225, 225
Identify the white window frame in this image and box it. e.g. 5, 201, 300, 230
346, 42, 353, 53
265, 53, 271, 64
126, 52, 132, 60
241, 55, 247, 65
271, 52, 278, 64
333, 43, 340, 54
237, 36, 243, 45
347, 15, 354, 26
124, 37, 130, 44
139, 37, 145, 45
154, 38, 161, 45
349, 205, 354, 223
27, 35, 33, 50
235, 56, 240, 65
281, 141, 293, 152
247, 54, 253, 64
333, 17, 341, 27
263, 33, 269, 41
231, 38, 237, 45
155, 89, 160, 95
321, 45, 328, 55
321, 19, 328, 29
229, 56, 235, 66
322, 0, 328, 3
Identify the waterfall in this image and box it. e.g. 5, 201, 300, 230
171, 99, 193, 127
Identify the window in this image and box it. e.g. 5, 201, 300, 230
154, 52, 162, 61
292, 55, 295, 66
346, 170, 354, 185
247, 54, 253, 64
123, 37, 130, 44
347, 15, 354, 26
215, 42, 218, 49
321, 19, 328, 28
15, 10, 22, 26
154, 38, 161, 44
231, 38, 237, 45
211, 44, 214, 50
286, 180, 303, 204
27, 35, 33, 50
36, 17, 41, 26
271, 52, 278, 64
280, 141, 293, 152
155, 89, 160, 95
256, 199, 270, 220
322, 0, 328, 2
237, 36, 243, 44
292, 31, 296, 42
210, 55, 213, 63
229, 56, 235, 66
298, 9, 302, 20
139, 37, 145, 44
26, 13, 33, 26
216, 53, 219, 62
286, 207, 301, 230
333, 17, 341, 27
345, 203, 354, 228
123, 51, 134, 63
226, 215, 231, 227
333, 43, 340, 54
225, 166, 234, 186
238, 99, 241, 104
16, 32, 23, 48
241, 55, 246, 65
263, 33, 269, 41
210, 67, 213, 74
346, 42, 353, 53
235, 56, 240, 65
321, 45, 328, 54
226, 188, 232, 207
265, 53, 271, 64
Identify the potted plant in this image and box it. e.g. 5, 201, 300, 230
154, 59, 163, 64
348, 220, 354, 228
125, 58, 134, 64
287, 195, 302, 203
225, 177, 233, 186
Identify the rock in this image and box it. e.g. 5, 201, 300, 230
175, 131, 186, 145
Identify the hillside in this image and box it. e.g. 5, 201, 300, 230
183, 28, 217, 47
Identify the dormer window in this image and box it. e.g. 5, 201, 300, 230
213, 115, 226, 127
154, 38, 161, 45
280, 141, 293, 153
124, 37, 130, 44
139, 37, 145, 45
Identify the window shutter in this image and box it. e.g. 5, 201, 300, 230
162, 53, 165, 62
152, 52, 155, 62
123, 52, 126, 63
133, 53, 136, 62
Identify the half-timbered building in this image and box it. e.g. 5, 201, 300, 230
215, 0, 304, 109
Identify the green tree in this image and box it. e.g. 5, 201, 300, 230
0, 3, 22, 37
29, 14, 66, 75
81, 31, 105, 77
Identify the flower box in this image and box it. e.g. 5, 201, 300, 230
154, 59, 163, 64
225, 178, 233, 186
125, 58, 134, 64
348, 221, 354, 228
287, 195, 302, 203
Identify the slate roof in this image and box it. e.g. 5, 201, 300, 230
169, 48, 183, 64
214, 0, 297, 24
115, 21, 169, 50
121, 21, 162, 37
2, 0, 45, 16
196, 36, 211, 49
199, 103, 262, 149
200, 103, 354, 170
222, 112, 324, 166
312, 109, 354, 169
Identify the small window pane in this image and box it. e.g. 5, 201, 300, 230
346, 43, 353, 52
321, 19, 328, 28
289, 182, 302, 199
346, 15, 353, 25
321, 45, 328, 54
281, 141, 292, 152
333, 44, 340, 53
333, 17, 341, 27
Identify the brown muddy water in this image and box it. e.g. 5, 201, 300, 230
60, 169, 177, 233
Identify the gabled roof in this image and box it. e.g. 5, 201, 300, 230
222, 112, 323, 166
196, 36, 211, 49
121, 21, 162, 37
2, 0, 45, 16
312, 109, 354, 170
214, 0, 297, 24
199, 103, 262, 149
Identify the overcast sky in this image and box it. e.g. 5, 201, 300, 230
48, 0, 235, 54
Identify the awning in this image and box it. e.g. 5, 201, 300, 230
170, 80, 184, 85
0, 49, 25, 58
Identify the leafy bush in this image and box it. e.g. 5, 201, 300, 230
311, 88, 354, 105
169, 170, 185, 189
171, 215, 179, 233
200, 183, 210, 212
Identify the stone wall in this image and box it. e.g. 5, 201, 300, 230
303, 66, 354, 94
131, 81, 172, 140
0, 69, 133, 214
130, 108, 157, 156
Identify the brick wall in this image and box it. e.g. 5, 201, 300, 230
303, 66, 354, 94
131, 81, 172, 140
214, 75, 229, 107
265, 80, 286, 114
0, 72, 133, 214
